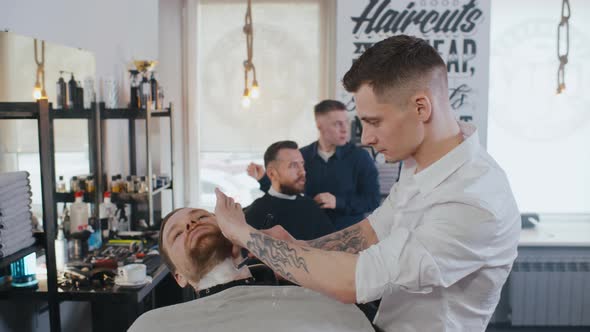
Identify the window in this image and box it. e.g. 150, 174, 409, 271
196, 0, 329, 210
488, 0, 590, 215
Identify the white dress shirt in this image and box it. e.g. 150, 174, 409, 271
356, 122, 521, 332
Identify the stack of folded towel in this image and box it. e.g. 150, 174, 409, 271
0, 171, 35, 258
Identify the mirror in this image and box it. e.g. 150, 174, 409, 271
0, 31, 96, 218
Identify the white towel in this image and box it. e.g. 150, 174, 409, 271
0, 230, 34, 249
0, 194, 33, 210
0, 171, 30, 187
0, 179, 31, 196
0, 217, 33, 232
0, 188, 32, 203
0, 236, 35, 258
0, 223, 33, 239
0, 214, 32, 228
0, 203, 32, 218
0, 211, 32, 223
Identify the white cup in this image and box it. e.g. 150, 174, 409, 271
118, 264, 147, 283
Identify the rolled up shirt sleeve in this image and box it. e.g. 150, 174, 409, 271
355, 227, 409, 303
356, 202, 498, 304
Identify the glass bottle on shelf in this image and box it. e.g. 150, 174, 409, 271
150, 72, 158, 110
70, 191, 89, 234
55, 221, 68, 272
110, 175, 120, 193
56, 72, 67, 109
157, 86, 164, 110
78, 178, 86, 192
68, 73, 77, 109
57, 176, 67, 193
61, 204, 71, 238
134, 177, 141, 193
88, 216, 102, 251
99, 192, 117, 241
138, 176, 148, 194
126, 175, 134, 193
70, 176, 79, 193
129, 70, 141, 109
139, 74, 150, 110
85, 176, 95, 193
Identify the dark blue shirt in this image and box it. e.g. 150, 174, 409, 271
245, 194, 335, 241
259, 142, 380, 230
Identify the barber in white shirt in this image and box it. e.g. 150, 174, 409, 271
213, 34, 521, 332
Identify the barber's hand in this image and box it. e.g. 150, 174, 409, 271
246, 162, 265, 181
214, 188, 251, 245
314, 192, 336, 209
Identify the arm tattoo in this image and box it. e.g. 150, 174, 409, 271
306, 224, 368, 254
246, 232, 310, 284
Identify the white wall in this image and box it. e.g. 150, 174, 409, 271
0, 0, 158, 79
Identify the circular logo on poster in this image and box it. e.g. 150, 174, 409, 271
489, 20, 590, 141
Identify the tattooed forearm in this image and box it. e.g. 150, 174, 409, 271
246, 232, 310, 284
307, 224, 368, 254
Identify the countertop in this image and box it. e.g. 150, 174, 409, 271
519, 220, 590, 247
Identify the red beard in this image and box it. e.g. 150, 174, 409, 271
185, 226, 233, 282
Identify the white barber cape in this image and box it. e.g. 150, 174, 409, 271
129, 285, 374, 332
356, 122, 521, 332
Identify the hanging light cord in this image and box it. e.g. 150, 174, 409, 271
243, 0, 257, 98
556, 0, 570, 94
34, 39, 47, 98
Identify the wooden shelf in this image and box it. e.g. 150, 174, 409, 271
111, 183, 172, 203
101, 108, 171, 119
54, 183, 172, 204
0, 102, 38, 119
50, 109, 93, 119
0, 103, 171, 120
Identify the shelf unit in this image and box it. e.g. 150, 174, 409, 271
0, 100, 61, 331
0, 99, 175, 332
54, 182, 172, 204
49, 102, 175, 227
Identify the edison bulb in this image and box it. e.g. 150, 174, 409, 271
33, 80, 43, 100
241, 95, 251, 109
250, 84, 260, 99
33, 86, 42, 100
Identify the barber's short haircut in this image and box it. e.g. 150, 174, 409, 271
263, 140, 299, 168
342, 35, 446, 101
314, 99, 347, 116
159, 208, 184, 273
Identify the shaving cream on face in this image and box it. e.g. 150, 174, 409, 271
197, 257, 252, 290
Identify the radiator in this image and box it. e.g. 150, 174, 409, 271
508, 252, 590, 326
